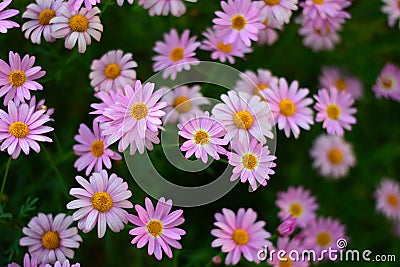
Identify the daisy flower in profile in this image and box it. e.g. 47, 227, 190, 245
0, 0, 19, 34
234, 69, 278, 100
319, 66, 363, 100
139, 0, 196, 17
8, 253, 38, 267
0, 100, 53, 159
257, 10, 283, 45
314, 87, 356, 136
262, 77, 314, 139
0, 51, 46, 106
212, 0, 265, 47
116, 0, 134, 6
211, 208, 271, 265
212, 91, 274, 144
89, 49, 138, 92
20, 213, 82, 265
374, 178, 400, 219
22, 0, 64, 44
277, 214, 297, 236
260, 0, 298, 25
302, 216, 347, 260
372, 63, 400, 101
152, 29, 201, 80
161, 85, 209, 124
381, 0, 400, 27
201, 28, 251, 64
68, 0, 100, 11
67, 170, 133, 238
127, 197, 186, 260
310, 134, 356, 179
276, 186, 319, 228
29, 96, 55, 121
178, 111, 228, 163
50, 6, 103, 53
228, 138, 276, 191
268, 237, 309, 267
73, 121, 122, 176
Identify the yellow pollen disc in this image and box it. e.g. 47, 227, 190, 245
147, 220, 163, 237
194, 130, 210, 145
279, 256, 293, 267
334, 78, 347, 91
233, 110, 253, 130
242, 153, 258, 170
69, 14, 89, 32
328, 149, 343, 165
264, 0, 280, 6
91, 192, 113, 212
326, 104, 341, 120
104, 63, 121, 79
173, 96, 192, 113
232, 229, 249, 246
279, 99, 296, 117
131, 102, 148, 120
41, 231, 60, 250
289, 203, 303, 217
170, 47, 184, 62
313, 0, 324, 4
387, 194, 399, 208
382, 77, 393, 89
91, 140, 104, 158
231, 14, 246, 31
41, 105, 48, 111
38, 9, 56, 25
9, 122, 29, 138
316, 231, 331, 247
263, 18, 269, 26
8, 70, 26, 87
217, 42, 233, 53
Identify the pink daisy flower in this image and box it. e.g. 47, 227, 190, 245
382, 0, 400, 27
8, 253, 38, 267
374, 178, 400, 220
90, 90, 117, 123
276, 186, 319, 228
22, 0, 64, 44
152, 29, 201, 80
0, 51, 46, 106
300, 0, 342, 20
66, 170, 133, 238
260, 0, 298, 25
161, 84, 209, 124
50, 6, 103, 53
257, 10, 283, 45
372, 63, 400, 101
43, 260, 80, 267
116, 0, 134, 6
262, 77, 314, 139
73, 121, 122, 176
211, 208, 271, 265
0, 100, 53, 159
201, 28, 251, 64
212, 91, 274, 144
138, 0, 196, 17
212, 0, 265, 47
228, 138, 276, 191
314, 86, 356, 136
68, 0, 100, 11
319, 66, 363, 100
310, 134, 356, 179
89, 49, 138, 92
127, 197, 186, 260
268, 237, 309, 267
101, 81, 167, 155
0, 0, 19, 34
19, 213, 82, 265
178, 111, 228, 163
234, 68, 278, 100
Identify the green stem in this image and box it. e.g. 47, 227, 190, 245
49, 124, 63, 155
0, 156, 12, 204
100, 0, 113, 16
41, 145, 68, 197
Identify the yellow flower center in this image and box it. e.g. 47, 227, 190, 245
8, 70, 26, 87
289, 203, 303, 217
279, 256, 293, 267
104, 63, 121, 79
387, 194, 399, 208
173, 96, 192, 113
217, 42, 233, 53
242, 153, 258, 170
231, 14, 246, 31
69, 14, 89, 32
382, 77, 393, 89
90, 140, 104, 158
131, 102, 148, 120
233, 110, 253, 130
326, 104, 341, 120
279, 99, 296, 117
334, 78, 347, 91
313, 0, 324, 4
264, 0, 280, 6
9, 122, 29, 138
170, 47, 184, 62
328, 149, 343, 165
38, 9, 56, 25
316, 231, 331, 247
194, 130, 210, 145
232, 229, 249, 246
91, 192, 113, 213
41, 231, 60, 250
147, 220, 163, 237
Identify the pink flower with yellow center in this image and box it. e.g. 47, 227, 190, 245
234, 68, 278, 100
374, 178, 400, 220
372, 63, 400, 101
